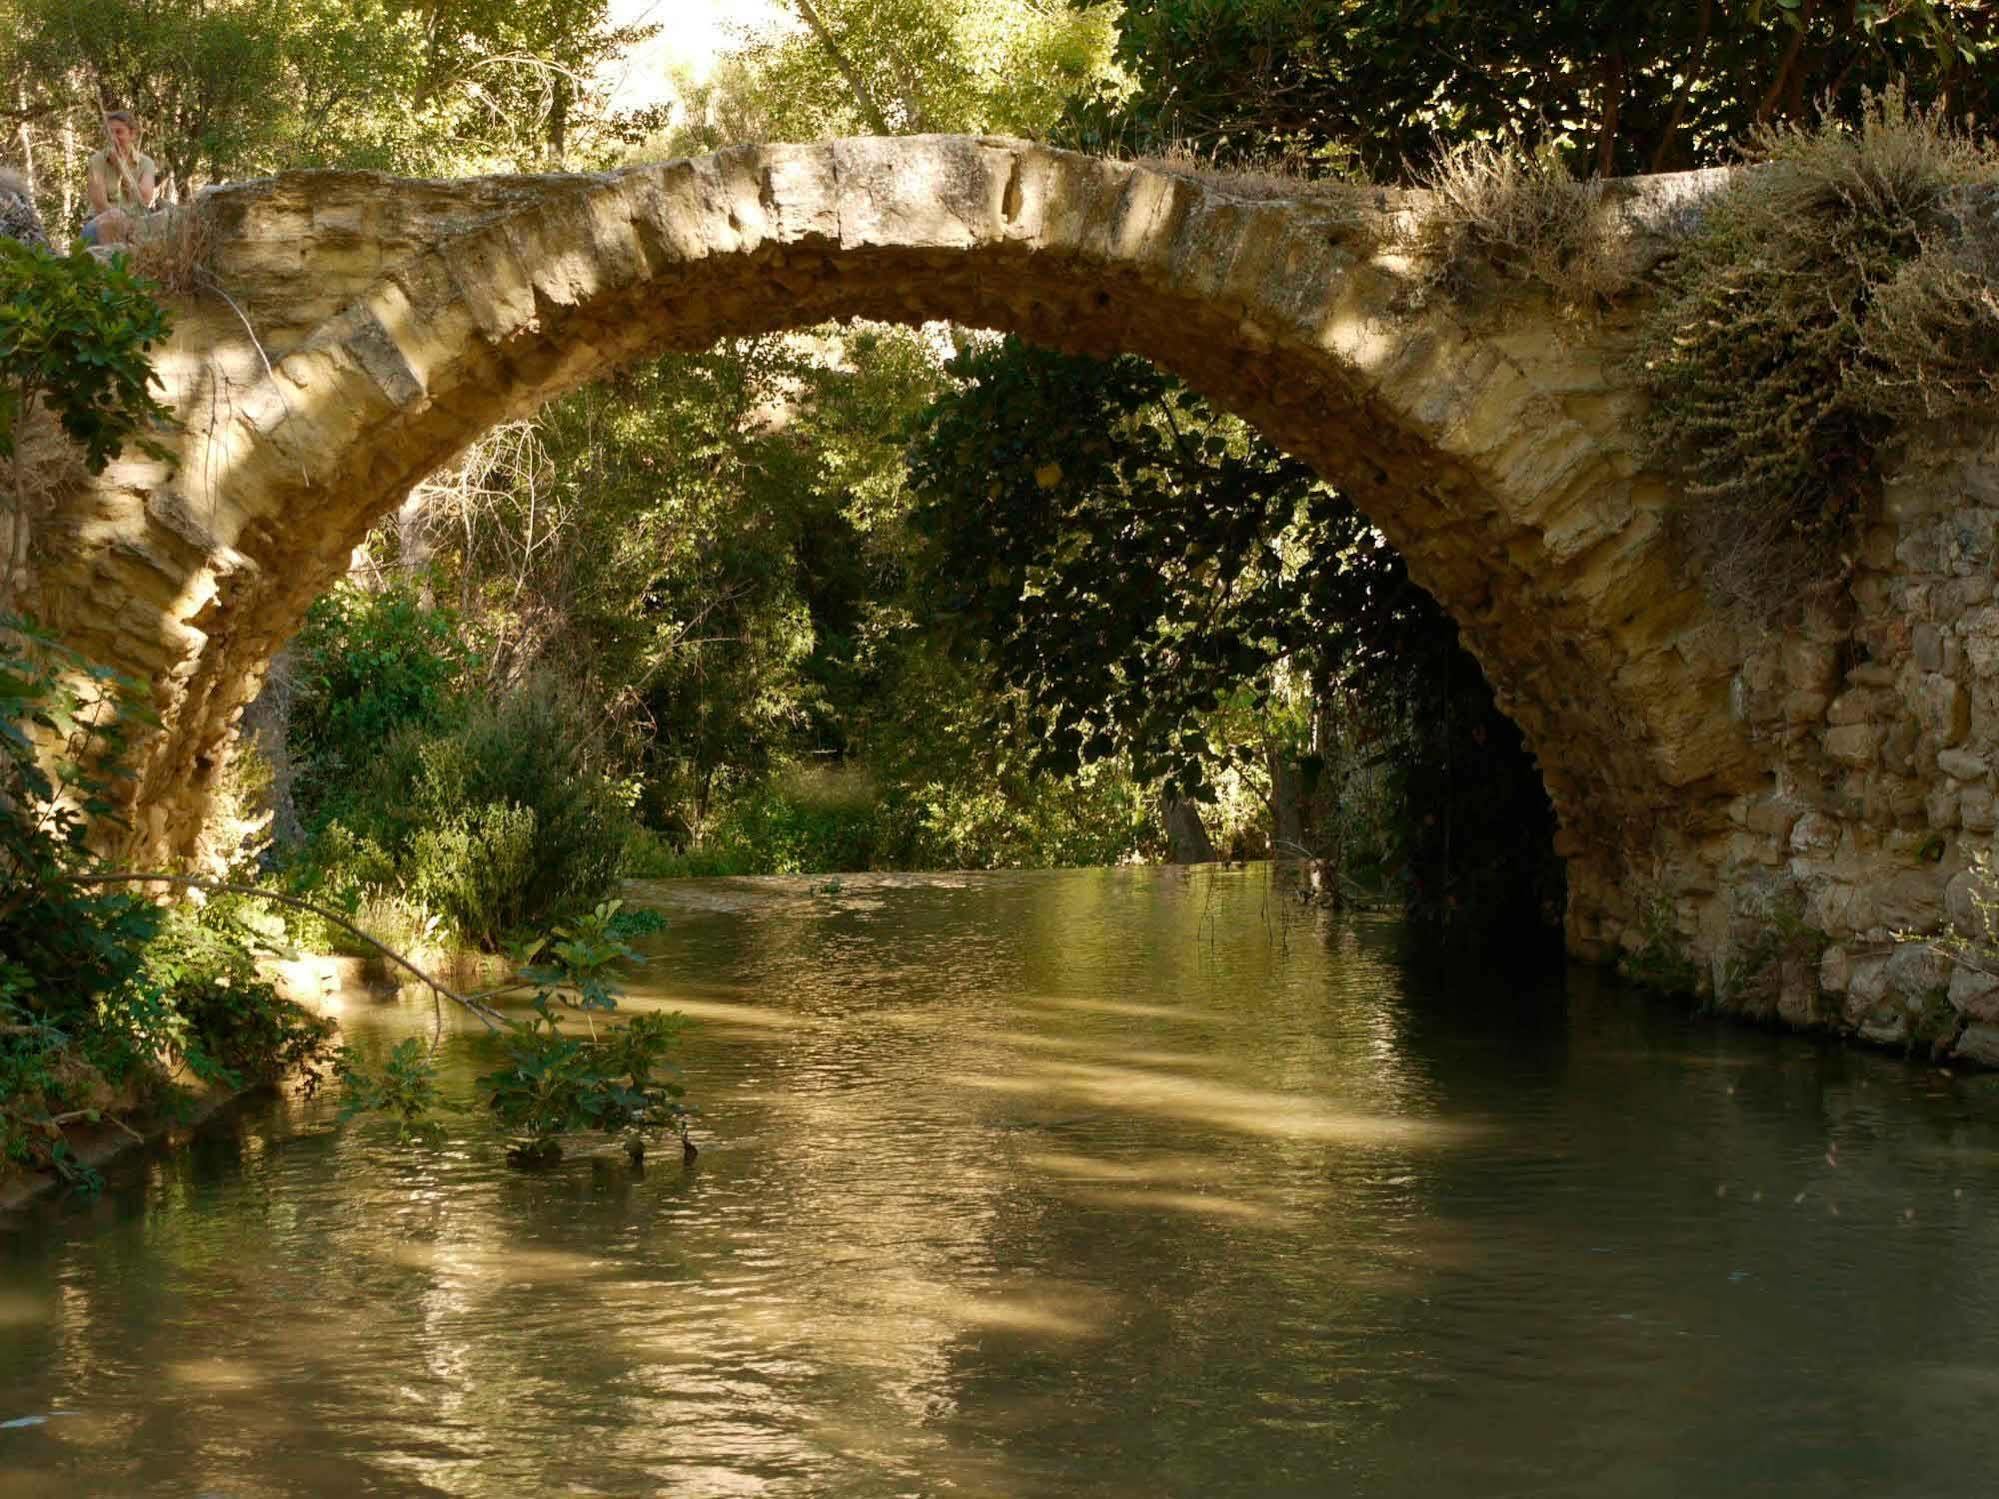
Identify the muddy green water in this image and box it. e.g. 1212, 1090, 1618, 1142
4, 866, 1999, 1497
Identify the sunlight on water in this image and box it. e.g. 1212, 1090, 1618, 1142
3, 865, 1997, 1497
0, 1293, 49, 1329
948, 1057, 1470, 1144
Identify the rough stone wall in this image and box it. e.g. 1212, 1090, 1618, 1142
9, 135, 1997, 1063
1707, 436, 1999, 1069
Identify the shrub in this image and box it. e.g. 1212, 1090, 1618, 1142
293, 674, 634, 949
877, 765, 1145, 872
476, 902, 691, 1163
1408, 139, 1630, 310
1637, 88, 1999, 616
122, 199, 216, 299
338, 900, 695, 1166
2, 620, 333, 1187
626, 757, 1147, 879
0, 237, 173, 473
287, 581, 473, 821
1856, 224, 1999, 425
126, 901, 334, 1089
1, 615, 161, 1022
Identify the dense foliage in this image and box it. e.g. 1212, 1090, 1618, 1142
910, 344, 1306, 789
1, 618, 331, 1191
0, 0, 649, 230
0, 238, 172, 471
670, 0, 1117, 149
905, 337, 1561, 926
284, 597, 634, 951
1064, 0, 1999, 178
286, 581, 476, 822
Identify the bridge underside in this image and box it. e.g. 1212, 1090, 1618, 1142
11, 136, 1999, 1062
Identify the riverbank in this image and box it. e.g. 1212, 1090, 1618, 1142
0, 941, 523, 1214
0, 1076, 247, 1213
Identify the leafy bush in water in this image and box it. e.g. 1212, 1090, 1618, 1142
337, 901, 693, 1166
336, 1037, 447, 1145
296, 675, 633, 948
478, 902, 691, 1163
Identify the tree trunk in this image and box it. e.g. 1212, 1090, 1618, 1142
394, 492, 433, 592
16, 84, 34, 199
1267, 744, 1304, 856
238, 649, 303, 850
1650, 0, 1712, 172
791, 0, 892, 134
548, 77, 569, 168
1161, 796, 1217, 864
1595, 49, 1624, 178
59, 110, 74, 234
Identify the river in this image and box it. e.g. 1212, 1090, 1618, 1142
4, 865, 1998, 1496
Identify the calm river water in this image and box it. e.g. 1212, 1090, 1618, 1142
4, 866, 1999, 1497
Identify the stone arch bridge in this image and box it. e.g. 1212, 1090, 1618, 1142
10, 136, 1999, 1059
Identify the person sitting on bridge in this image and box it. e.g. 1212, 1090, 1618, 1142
0, 167, 49, 250
80, 110, 157, 247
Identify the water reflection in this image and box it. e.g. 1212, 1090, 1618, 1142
2, 866, 1997, 1496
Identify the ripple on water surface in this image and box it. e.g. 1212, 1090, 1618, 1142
3, 865, 1998, 1497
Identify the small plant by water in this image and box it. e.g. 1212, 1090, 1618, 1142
336, 900, 695, 1167
1619, 894, 1702, 1000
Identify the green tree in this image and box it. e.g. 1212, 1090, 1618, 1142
1063, 0, 1999, 179
0, 0, 648, 234
904, 336, 1561, 926
0, 239, 171, 470
672, 0, 1118, 148
0, 238, 172, 605
286, 581, 474, 821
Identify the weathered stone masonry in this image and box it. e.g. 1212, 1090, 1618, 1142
5, 136, 1996, 1063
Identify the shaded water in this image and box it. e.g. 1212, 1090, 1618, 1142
4, 866, 1999, 1497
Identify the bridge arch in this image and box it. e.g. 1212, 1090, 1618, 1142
20, 136, 1768, 957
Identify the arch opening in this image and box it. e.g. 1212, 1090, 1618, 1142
23, 138, 1767, 959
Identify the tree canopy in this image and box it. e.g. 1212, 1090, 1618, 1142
1063, 0, 1999, 177
0, 0, 648, 230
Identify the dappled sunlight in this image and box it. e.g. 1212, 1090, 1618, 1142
867, 1276, 1119, 1342
163, 1357, 263, 1390
1017, 995, 1213, 1024
619, 993, 822, 1032
950, 1056, 1472, 1146
376, 1241, 608, 1284
0, 1291, 50, 1328
1061, 1185, 1293, 1225
1021, 1149, 1234, 1186
995, 1031, 1241, 1073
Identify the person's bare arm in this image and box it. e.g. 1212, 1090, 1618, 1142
86, 159, 110, 216
137, 160, 157, 208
